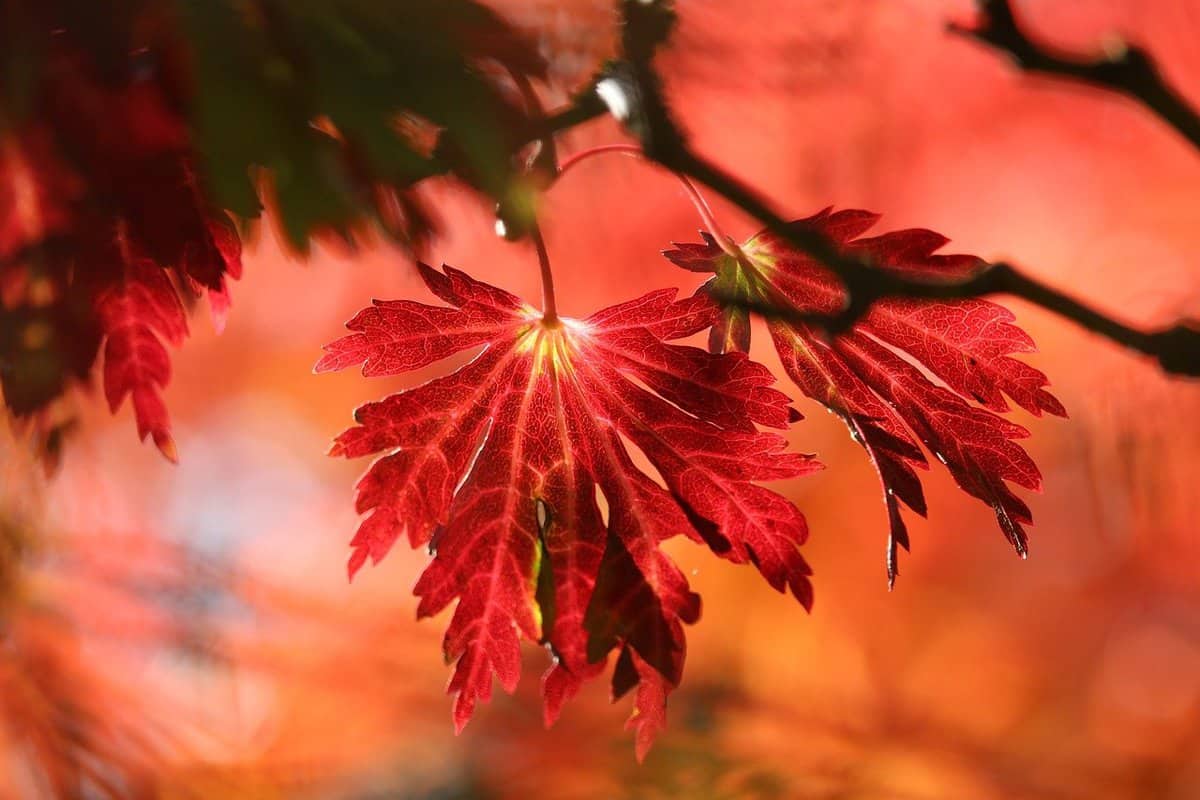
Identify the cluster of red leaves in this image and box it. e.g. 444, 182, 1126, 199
0, 31, 239, 460
322, 211, 1061, 755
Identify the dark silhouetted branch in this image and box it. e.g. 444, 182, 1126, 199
948, 0, 1200, 151
574, 0, 1200, 377
522, 0, 1198, 376
714, 264, 1200, 377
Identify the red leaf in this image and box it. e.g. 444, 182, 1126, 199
93, 235, 189, 463
664, 208, 1065, 585
319, 264, 818, 752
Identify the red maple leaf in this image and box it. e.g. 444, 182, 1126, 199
664, 208, 1065, 584
91, 227, 190, 463
317, 264, 818, 757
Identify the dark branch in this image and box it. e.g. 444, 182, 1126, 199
685, 146, 1200, 375
520, 0, 1199, 376
715, 264, 1200, 377
534, 85, 607, 139
574, 0, 1200, 377
948, 0, 1200, 151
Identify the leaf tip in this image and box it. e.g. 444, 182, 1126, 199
451, 695, 475, 735
155, 433, 178, 464
347, 548, 368, 582
1046, 394, 1069, 419
312, 353, 334, 374
1016, 538, 1030, 560
795, 581, 815, 612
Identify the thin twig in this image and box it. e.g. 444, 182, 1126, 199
534, 88, 607, 139
554, 143, 741, 258
948, 0, 1200, 151
529, 222, 558, 323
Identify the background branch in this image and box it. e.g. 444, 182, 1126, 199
947, 0, 1200, 151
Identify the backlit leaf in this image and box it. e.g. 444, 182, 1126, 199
664, 208, 1065, 585
318, 264, 818, 755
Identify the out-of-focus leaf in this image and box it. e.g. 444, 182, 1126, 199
177, 0, 545, 249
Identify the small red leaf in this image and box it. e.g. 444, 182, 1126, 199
94, 246, 188, 462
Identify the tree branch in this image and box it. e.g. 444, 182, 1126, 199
715, 263, 1200, 377
948, 0, 1200, 151
532, 83, 608, 140
569, 0, 1200, 377
684, 146, 1200, 376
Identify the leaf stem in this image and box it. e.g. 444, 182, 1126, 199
555, 144, 742, 259
530, 222, 558, 324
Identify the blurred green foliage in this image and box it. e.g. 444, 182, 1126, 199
176, 0, 546, 248
2, 0, 552, 250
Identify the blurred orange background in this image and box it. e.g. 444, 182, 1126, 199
4, 0, 1200, 797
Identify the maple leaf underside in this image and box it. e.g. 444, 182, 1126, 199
664, 207, 1065, 585
318, 263, 818, 758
